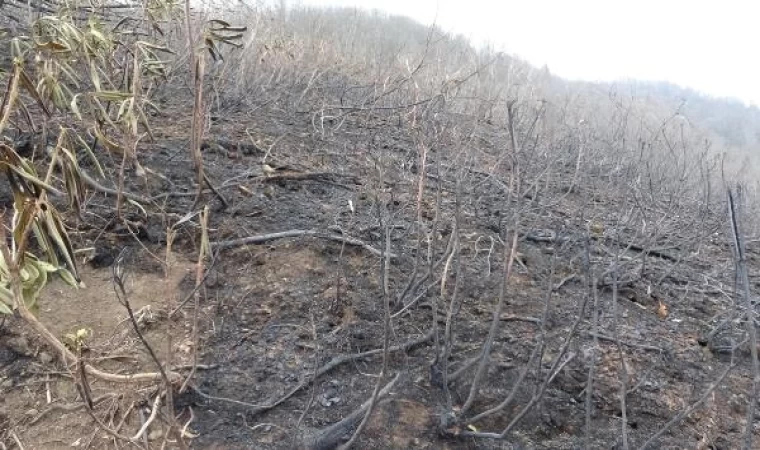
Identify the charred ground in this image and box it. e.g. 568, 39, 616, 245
1, 4, 760, 450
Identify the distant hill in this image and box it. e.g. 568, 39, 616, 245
225, 4, 759, 176
626, 80, 760, 155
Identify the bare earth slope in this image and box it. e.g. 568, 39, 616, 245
0, 84, 756, 450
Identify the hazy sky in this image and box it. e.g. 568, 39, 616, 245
294, 0, 760, 106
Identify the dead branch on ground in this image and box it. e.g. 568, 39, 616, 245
212, 229, 396, 258
191, 330, 432, 415
304, 373, 401, 450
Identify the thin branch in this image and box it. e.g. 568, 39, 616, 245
305, 373, 401, 450
460, 230, 519, 415
338, 219, 393, 449
112, 248, 174, 388
194, 331, 432, 416
212, 229, 395, 258
466, 257, 556, 427
169, 251, 219, 318
131, 393, 162, 442
586, 250, 600, 449
80, 169, 152, 204
727, 187, 759, 450
612, 256, 630, 450
586, 331, 663, 352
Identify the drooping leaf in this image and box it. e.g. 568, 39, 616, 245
12, 197, 38, 258
41, 204, 79, 282
92, 90, 133, 102
70, 93, 83, 120
58, 267, 79, 287
73, 132, 104, 178
92, 126, 126, 155
18, 64, 52, 117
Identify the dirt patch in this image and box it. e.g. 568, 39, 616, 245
0, 256, 196, 449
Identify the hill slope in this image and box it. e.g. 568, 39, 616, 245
1, 3, 759, 449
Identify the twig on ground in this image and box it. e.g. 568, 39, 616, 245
192, 331, 432, 415
305, 373, 401, 450
212, 229, 395, 258
256, 171, 361, 188
10, 432, 25, 450
172, 364, 218, 371
82, 168, 216, 205
586, 331, 663, 352
448, 355, 479, 382
180, 407, 198, 439
169, 251, 220, 318
28, 395, 115, 426
499, 314, 541, 324
81, 169, 152, 204
131, 393, 162, 442
554, 273, 578, 291
202, 172, 229, 209
79, 393, 134, 445
114, 401, 136, 433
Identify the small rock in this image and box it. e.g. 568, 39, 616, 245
729, 393, 746, 415
7, 336, 31, 356
25, 408, 39, 417
87, 247, 115, 268
205, 269, 222, 288
319, 396, 341, 407
252, 253, 267, 266
147, 428, 164, 441
38, 351, 53, 365
318, 387, 342, 407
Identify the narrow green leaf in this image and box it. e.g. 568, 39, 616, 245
58, 268, 79, 288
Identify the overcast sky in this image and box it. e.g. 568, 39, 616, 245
293, 0, 760, 106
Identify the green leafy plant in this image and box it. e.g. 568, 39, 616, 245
0, 2, 201, 387
0, 141, 81, 315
